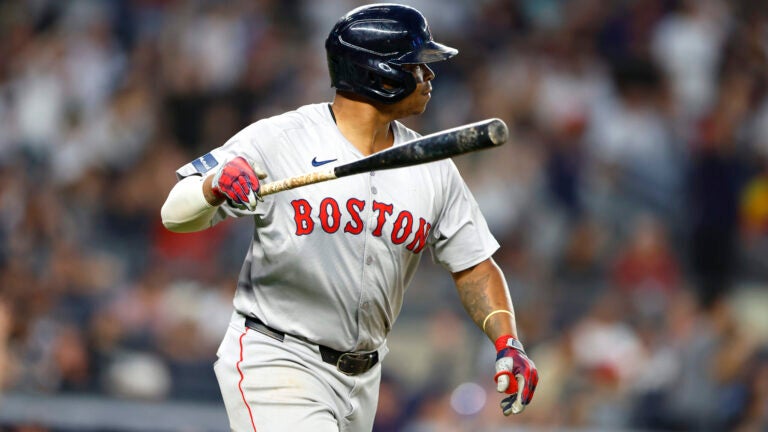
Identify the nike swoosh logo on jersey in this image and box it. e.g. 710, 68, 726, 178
312, 157, 337, 167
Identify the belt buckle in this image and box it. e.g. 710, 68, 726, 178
336, 352, 370, 376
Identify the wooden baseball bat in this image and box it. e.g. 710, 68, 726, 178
258, 118, 508, 196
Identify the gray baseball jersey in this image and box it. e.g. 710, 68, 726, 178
177, 103, 499, 353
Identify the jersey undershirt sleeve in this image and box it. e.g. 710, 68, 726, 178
429, 161, 500, 273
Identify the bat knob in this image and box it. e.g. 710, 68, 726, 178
488, 118, 509, 146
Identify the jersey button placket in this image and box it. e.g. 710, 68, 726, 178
370, 170, 377, 195
356, 173, 375, 348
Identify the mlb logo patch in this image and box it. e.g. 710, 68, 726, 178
192, 153, 219, 173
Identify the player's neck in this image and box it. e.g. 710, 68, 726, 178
330, 97, 394, 156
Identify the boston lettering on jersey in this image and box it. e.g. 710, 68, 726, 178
291, 198, 431, 253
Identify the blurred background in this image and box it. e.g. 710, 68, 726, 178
1, 0, 767, 431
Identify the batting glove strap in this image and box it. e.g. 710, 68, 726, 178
493, 334, 539, 416
495, 335, 525, 354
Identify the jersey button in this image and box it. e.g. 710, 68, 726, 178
371, 186, 378, 194
362, 302, 370, 310
366, 256, 373, 265
370, 171, 375, 176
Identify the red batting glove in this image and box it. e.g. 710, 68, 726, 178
211, 156, 266, 211
494, 335, 539, 415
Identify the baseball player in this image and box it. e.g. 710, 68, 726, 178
160, 4, 538, 431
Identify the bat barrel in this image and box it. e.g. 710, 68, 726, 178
487, 118, 509, 146
445, 118, 508, 152
335, 118, 509, 178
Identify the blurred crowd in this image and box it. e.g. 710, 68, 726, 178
1, 0, 768, 431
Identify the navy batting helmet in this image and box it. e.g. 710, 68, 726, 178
325, 3, 458, 104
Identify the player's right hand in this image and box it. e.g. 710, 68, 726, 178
494, 335, 538, 416
211, 156, 267, 211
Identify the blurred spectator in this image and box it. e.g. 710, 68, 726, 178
651, 0, 729, 122
688, 70, 753, 308
586, 56, 684, 231
610, 213, 682, 319
551, 217, 608, 330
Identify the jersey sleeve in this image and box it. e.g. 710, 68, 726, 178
429, 161, 500, 273
174, 122, 271, 222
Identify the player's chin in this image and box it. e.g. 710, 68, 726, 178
413, 96, 431, 114
397, 92, 430, 116
407, 104, 428, 116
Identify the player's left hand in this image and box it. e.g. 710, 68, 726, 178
494, 335, 538, 416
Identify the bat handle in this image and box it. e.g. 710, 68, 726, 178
259, 169, 337, 196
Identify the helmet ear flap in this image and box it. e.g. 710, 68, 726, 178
329, 54, 417, 103
359, 63, 417, 102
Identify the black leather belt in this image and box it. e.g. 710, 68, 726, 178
243, 315, 379, 376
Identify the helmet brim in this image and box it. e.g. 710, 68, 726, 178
392, 40, 458, 64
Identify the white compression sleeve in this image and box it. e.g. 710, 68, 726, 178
161, 175, 218, 233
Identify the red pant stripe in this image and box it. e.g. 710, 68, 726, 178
237, 328, 257, 432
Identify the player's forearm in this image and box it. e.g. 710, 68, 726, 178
161, 175, 222, 232
452, 258, 519, 341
